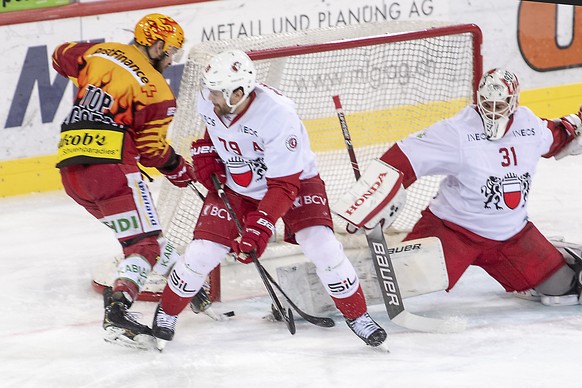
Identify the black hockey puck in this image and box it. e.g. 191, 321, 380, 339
223, 311, 235, 317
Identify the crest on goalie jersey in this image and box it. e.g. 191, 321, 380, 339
481, 172, 531, 210
226, 156, 267, 187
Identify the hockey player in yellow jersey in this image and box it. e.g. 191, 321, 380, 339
52, 13, 196, 349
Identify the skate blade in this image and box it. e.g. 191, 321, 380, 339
371, 342, 390, 353
155, 338, 169, 352
192, 304, 234, 322
262, 312, 279, 322
104, 327, 156, 351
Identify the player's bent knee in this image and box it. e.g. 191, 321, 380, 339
167, 240, 229, 298
183, 239, 230, 274
296, 225, 345, 267
316, 257, 360, 298
167, 256, 206, 298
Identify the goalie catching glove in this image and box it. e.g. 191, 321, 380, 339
191, 138, 226, 191
331, 159, 406, 231
231, 210, 275, 264
555, 111, 582, 160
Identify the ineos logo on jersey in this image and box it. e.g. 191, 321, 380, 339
512, 128, 535, 137
238, 125, 258, 137
466, 133, 488, 142
201, 114, 216, 127
293, 195, 328, 207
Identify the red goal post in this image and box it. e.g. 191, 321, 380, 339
152, 21, 482, 302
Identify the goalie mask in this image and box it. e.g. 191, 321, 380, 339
202, 49, 257, 114
134, 13, 185, 62
477, 68, 520, 141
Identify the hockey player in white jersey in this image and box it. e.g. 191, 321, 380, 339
335, 68, 582, 308
151, 49, 386, 349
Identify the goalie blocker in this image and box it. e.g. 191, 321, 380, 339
331, 159, 406, 232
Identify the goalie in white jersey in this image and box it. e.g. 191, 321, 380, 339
336, 68, 582, 308
151, 49, 386, 349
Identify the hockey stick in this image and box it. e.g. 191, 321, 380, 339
258, 261, 335, 327
191, 181, 334, 328
210, 175, 336, 329
189, 182, 207, 202
333, 95, 464, 333
192, 180, 334, 328
210, 175, 296, 335
564, 247, 582, 265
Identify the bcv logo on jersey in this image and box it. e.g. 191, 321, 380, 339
293, 195, 328, 207
202, 204, 232, 220
481, 172, 531, 210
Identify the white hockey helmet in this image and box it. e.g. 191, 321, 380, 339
202, 49, 257, 113
477, 68, 520, 140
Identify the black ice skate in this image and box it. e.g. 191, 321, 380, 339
152, 304, 178, 351
102, 288, 154, 350
346, 312, 387, 347
189, 287, 212, 314
189, 288, 231, 321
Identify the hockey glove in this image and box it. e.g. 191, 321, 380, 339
159, 154, 196, 188
331, 159, 406, 232
555, 113, 582, 160
231, 211, 275, 264
191, 138, 226, 191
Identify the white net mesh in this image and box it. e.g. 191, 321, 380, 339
158, 21, 481, 253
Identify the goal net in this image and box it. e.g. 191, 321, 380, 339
155, 21, 482, 301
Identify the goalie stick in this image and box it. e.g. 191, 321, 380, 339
332, 95, 464, 333
210, 175, 336, 330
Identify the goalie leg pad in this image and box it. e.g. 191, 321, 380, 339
516, 237, 582, 305
535, 264, 576, 297
331, 159, 406, 230
275, 236, 448, 316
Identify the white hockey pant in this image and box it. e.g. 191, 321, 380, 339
167, 239, 229, 298
295, 225, 360, 299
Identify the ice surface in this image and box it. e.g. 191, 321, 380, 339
1, 156, 581, 388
